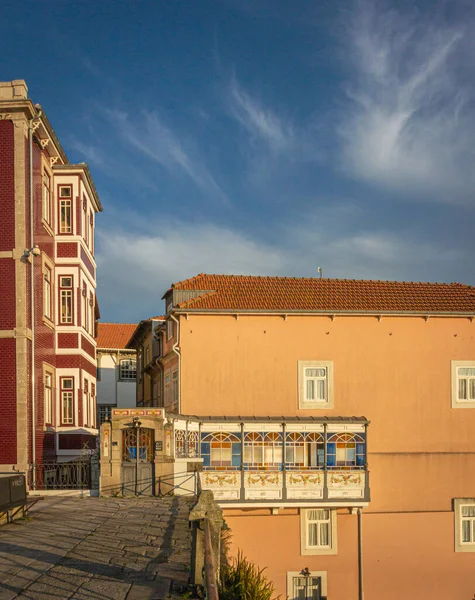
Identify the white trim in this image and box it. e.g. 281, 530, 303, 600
298, 360, 334, 409
451, 361, 475, 408
217, 501, 368, 508
454, 498, 475, 552
300, 508, 337, 556
287, 570, 327, 599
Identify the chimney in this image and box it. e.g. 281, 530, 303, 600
0, 80, 28, 101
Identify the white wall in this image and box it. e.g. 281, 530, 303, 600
97, 352, 136, 408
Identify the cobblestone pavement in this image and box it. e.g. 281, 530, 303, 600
0, 495, 195, 600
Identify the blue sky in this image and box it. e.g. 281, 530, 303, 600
3, 0, 475, 322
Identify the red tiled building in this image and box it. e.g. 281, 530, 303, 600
0, 80, 102, 470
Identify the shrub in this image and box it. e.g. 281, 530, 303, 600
219, 550, 280, 600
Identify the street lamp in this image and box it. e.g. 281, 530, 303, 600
300, 567, 311, 600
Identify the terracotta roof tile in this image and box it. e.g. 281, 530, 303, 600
171, 274, 475, 313
96, 323, 138, 349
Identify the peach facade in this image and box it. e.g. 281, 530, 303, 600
164, 305, 474, 599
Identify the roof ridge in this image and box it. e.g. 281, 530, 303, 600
172, 273, 470, 287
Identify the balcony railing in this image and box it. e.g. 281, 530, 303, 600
173, 417, 370, 505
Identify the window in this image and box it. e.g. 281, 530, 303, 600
298, 361, 334, 409
153, 374, 162, 407
326, 432, 365, 469
201, 432, 241, 470
301, 509, 337, 556
59, 197, 72, 234
286, 432, 324, 470
165, 374, 171, 405
83, 198, 88, 245
167, 319, 174, 341
44, 372, 53, 425
90, 383, 96, 428
84, 379, 89, 426
89, 212, 94, 252
89, 292, 94, 335
454, 499, 475, 552
82, 283, 88, 331
119, 359, 136, 380
59, 276, 73, 324
42, 171, 52, 225
452, 361, 475, 408
98, 405, 112, 426
60, 377, 74, 425
172, 370, 178, 405
145, 345, 150, 365
287, 571, 328, 600
243, 432, 283, 471
43, 266, 52, 321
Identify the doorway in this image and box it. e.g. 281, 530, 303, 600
121, 426, 154, 495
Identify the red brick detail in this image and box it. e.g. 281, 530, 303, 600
81, 335, 96, 358
0, 120, 15, 252
57, 242, 78, 258
0, 260, 16, 329
0, 338, 17, 463
55, 355, 97, 377
80, 248, 95, 277
57, 333, 79, 348
58, 434, 96, 450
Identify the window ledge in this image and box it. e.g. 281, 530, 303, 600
42, 220, 54, 237
42, 316, 55, 331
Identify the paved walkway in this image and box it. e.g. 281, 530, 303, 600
0, 496, 195, 600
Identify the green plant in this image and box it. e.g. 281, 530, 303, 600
219, 550, 280, 600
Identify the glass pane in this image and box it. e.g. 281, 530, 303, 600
470, 379, 475, 400
306, 379, 315, 401
462, 506, 475, 517
459, 368, 475, 376
306, 368, 326, 377
459, 379, 467, 400
320, 523, 329, 546
308, 523, 317, 546
316, 379, 325, 400
462, 519, 471, 542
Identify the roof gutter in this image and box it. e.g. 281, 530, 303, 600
173, 309, 475, 319
169, 313, 181, 414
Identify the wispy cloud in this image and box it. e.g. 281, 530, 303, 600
104, 108, 228, 204
339, 1, 475, 203
95, 206, 468, 321
230, 76, 295, 153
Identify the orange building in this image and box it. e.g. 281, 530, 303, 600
134, 273, 475, 600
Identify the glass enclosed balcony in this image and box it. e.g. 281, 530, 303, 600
172, 416, 370, 505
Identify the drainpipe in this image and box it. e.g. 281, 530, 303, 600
358, 508, 364, 600
29, 111, 40, 468
169, 313, 181, 414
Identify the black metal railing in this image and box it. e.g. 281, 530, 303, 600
28, 460, 95, 490
156, 469, 199, 497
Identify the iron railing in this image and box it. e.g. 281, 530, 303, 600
28, 460, 98, 490
156, 469, 199, 497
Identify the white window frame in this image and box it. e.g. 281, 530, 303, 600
451, 361, 475, 408
61, 377, 74, 425
298, 361, 334, 409
119, 359, 136, 381
44, 371, 53, 425
454, 498, 475, 552
300, 509, 337, 556
166, 319, 174, 341
287, 570, 327, 600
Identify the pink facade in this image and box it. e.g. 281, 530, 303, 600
158, 274, 475, 599
0, 80, 102, 469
